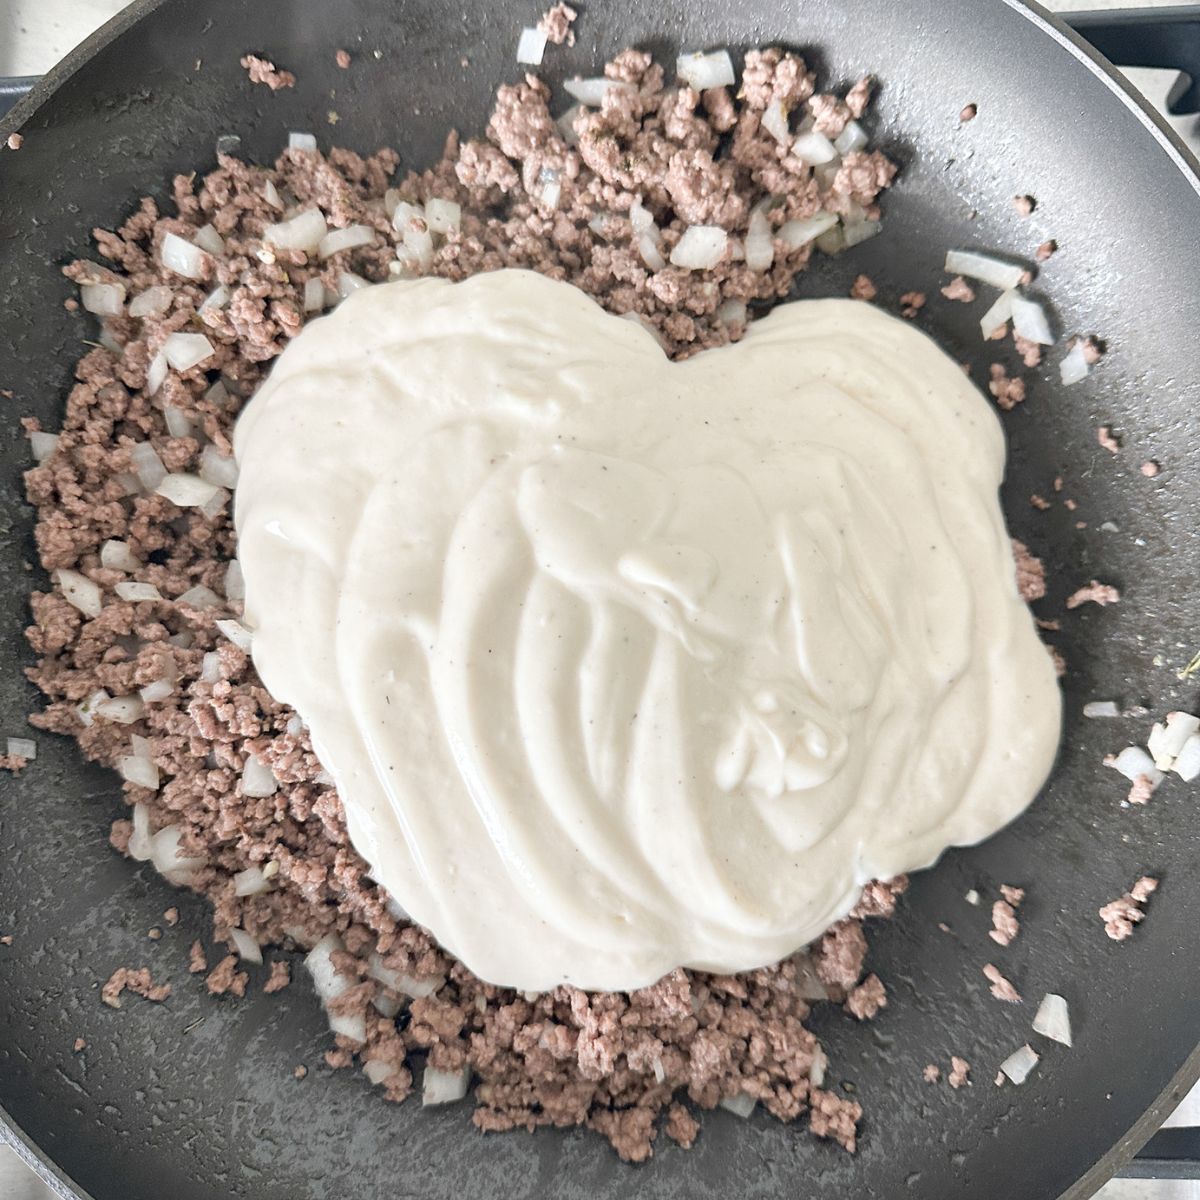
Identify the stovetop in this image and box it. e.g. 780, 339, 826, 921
0, 2, 1198, 1199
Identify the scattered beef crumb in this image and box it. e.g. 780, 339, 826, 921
1035, 617, 1060, 632
1127, 775, 1155, 806
1000, 885, 1025, 907
988, 363, 1026, 410
164, 907, 180, 927
1053, 475, 1064, 491
1097, 425, 1120, 455
335, 49, 351, 69
1011, 539, 1046, 602
1036, 239, 1058, 261
1066, 581, 1121, 610
148, 926, 163, 940
845, 973, 887, 1020
188, 941, 208, 975
264, 960, 291, 993
960, 103, 978, 122
664, 1102, 700, 1148
899, 291, 926, 319
1063, 498, 1078, 511
940, 275, 975, 303
1050, 646, 1067, 677
982, 963, 1021, 1003
6, 132, 23, 151
948, 1056, 971, 1089
0, 754, 28, 773
73, 1037, 87, 1052
101, 967, 171, 1009
1100, 877, 1157, 940
1031, 494, 1050, 510
922, 1064, 941, 1083
1013, 194, 1036, 216
205, 954, 249, 997
1141, 460, 1160, 478
0, 935, 12, 946
989, 900, 1019, 947
808, 1089, 863, 1153
1013, 332, 1042, 368
850, 273, 877, 301
239, 54, 296, 90
538, 2, 578, 45
294, 1064, 308, 1079
1080, 336, 1106, 364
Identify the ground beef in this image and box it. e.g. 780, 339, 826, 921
0, 754, 28, 773
899, 291, 925, 319
20, 42, 907, 1163
1097, 425, 1120, 455
988, 363, 1026, 410
844, 974, 887, 1020
6, 132, 23, 151
1013, 194, 1036, 216
982, 963, 1021, 1003
959, 103, 977, 122
335, 49, 351, 70
1141, 460, 1160, 478
1127, 775, 1155, 806
1036, 239, 1057, 261
1012, 539, 1046, 602
940, 275, 975, 303
948, 1056, 970, 1088
538, 2, 578, 45
101, 966, 171, 1008
1013, 332, 1041, 368
240, 54, 296, 90
922, 1064, 940, 1083
264, 960, 292, 992
1066, 581, 1121, 609
989, 901, 1019, 947
74, 1037, 87, 1052
1100, 877, 1158, 941
849, 273, 876, 300
1000, 885, 1025, 907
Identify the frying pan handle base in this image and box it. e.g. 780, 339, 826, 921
1064, 6, 1200, 113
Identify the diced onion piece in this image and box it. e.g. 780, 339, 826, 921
778, 211, 839, 249
130, 734, 153, 758
199, 444, 239, 489
156, 472, 220, 507
637, 232, 666, 271
329, 1011, 368, 1042
423, 1067, 471, 1106
198, 486, 229, 520
224, 559, 245, 602
337, 272, 370, 298
1000, 1043, 1039, 1085
1109, 745, 1163, 786
97, 695, 145, 724
130, 442, 167, 491
424, 198, 461, 235
163, 407, 193, 438
198, 284, 230, 314
404, 224, 434, 269
216, 618, 254, 652
792, 130, 839, 165
1060, 342, 1090, 386
6, 737, 36, 759
835, 120, 869, 155
76, 689, 110, 727
29, 431, 60, 463
176, 584, 221, 609
318, 224, 376, 260
151, 824, 205, 883
669, 225, 728, 270
516, 26, 548, 65
716, 299, 747, 326
1148, 711, 1200, 768
965, 888, 981, 905
540, 177, 562, 210
100, 540, 139, 572
264, 208, 328, 253
200, 651, 222, 683
556, 104, 584, 145
945, 249, 1026, 291
1010, 295, 1054, 345
114, 581, 162, 602
367, 952, 442, 998
234, 865, 271, 896
303, 277, 326, 313
241, 754, 277, 798
162, 332, 215, 371
146, 352, 168, 396
192, 224, 225, 256
745, 204, 775, 272
364, 1060, 398, 1085
676, 50, 736, 91
1172, 733, 1200, 782
80, 282, 126, 316
1082, 701, 1121, 719
118, 754, 160, 790
138, 678, 175, 703
128, 802, 153, 860
53, 568, 102, 618
391, 201, 425, 233
168, 631, 193, 649
372, 991, 404, 1019
562, 77, 634, 106
810, 1044, 828, 1088
129, 286, 173, 318
97, 324, 124, 354
842, 214, 881, 248
305, 932, 353, 1003
1032, 993, 1072, 1047
980, 289, 1016, 339
263, 180, 283, 210
761, 100, 790, 145
288, 131, 318, 151
718, 1092, 757, 1118
160, 231, 209, 280
628, 196, 655, 234
228, 927, 263, 964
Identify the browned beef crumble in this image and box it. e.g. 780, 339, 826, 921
0, 754, 28, 773
101, 966, 171, 1008
1100, 877, 1158, 941
1036, 239, 1057, 261
959, 103, 977, 123
1065, 581, 1121, 610
982, 963, 1021, 1004
6, 132, 23, 151
1013, 194, 1036, 216
849, 273, 876, 300
538, 3, 578, 46
988, 901, 1019, 947
948, 1056, 970, 1089
240, 54, 296, 90
940, 275, 974, 303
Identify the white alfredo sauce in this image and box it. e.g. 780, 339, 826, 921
233, 270, 1061, 992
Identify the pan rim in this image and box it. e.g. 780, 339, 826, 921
2, 0, 1199, 1196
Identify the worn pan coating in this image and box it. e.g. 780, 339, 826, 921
2, 1, 1199, 1196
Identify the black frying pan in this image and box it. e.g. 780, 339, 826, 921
2, 1, 1200, 1197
